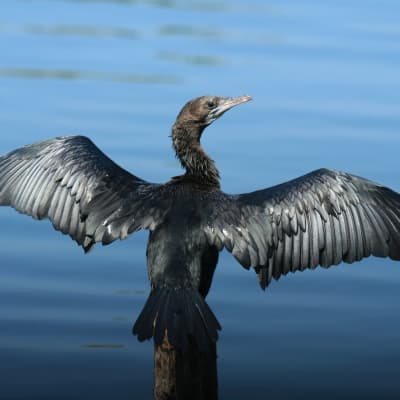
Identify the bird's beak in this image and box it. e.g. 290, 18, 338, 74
213, 95, 252, 118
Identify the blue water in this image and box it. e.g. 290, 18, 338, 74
1, 0, 400, 399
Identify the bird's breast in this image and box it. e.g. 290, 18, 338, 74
145, 194, 212, 290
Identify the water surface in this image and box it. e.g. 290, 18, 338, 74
1, 1, 400, 399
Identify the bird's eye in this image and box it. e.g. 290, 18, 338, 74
206, 100, 215, 109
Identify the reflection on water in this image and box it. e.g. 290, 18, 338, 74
0, 23, 139, 40
21, 0, 276, 14
37, 0, 228, 12
0, 68, 182, 84
81, 343, 125, 349
158, 51, 226, 66
113, 289, 145, 295
149, 0, 226, 11
159, 24, 222, 39
28, 24, 139, 39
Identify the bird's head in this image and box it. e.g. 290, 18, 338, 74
174, 95, 252, 130
171, 95, 252, 185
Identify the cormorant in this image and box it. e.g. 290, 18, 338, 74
1, 95, 400, 351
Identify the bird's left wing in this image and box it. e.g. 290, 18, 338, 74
204, 168, 400, 289
0, 136, 169, 251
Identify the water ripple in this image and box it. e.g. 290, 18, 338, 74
26, 24, 139, 39
20, 0, 228, 12
81, 343, 125, 349
158, 51, 226, 66
0, 22, 140, 39
113, 289, 145, 295
158, 24, 222, 39
0, 67, 183, 85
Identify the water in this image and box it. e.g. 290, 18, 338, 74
1, 0, 400, 398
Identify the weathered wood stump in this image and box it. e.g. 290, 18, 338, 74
153, 334, 218, 400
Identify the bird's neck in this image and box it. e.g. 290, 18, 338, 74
172, 122, 220, 187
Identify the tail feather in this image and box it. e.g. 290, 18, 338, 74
154, 289, 171, 345
133, 288, 163, 340
133, 287, 221, 352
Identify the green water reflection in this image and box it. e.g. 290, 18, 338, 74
159, 24, 222, 39
0, 68, 182, 85
113, 289, 146, 295
25, 24, 139, 39
158, 51, 226, 66
21, 0, 227, 12
81, 344, 125, 349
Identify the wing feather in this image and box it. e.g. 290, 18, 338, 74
0, 136, 166, 250
205, 168, 400, 289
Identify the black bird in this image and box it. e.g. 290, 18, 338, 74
1, 95, 400, 351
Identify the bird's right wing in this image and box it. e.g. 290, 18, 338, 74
204, 168, 400, 289
0, 136, 169, 251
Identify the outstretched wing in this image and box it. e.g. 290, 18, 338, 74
204, 168, 400, 289
0, 136, 168, 251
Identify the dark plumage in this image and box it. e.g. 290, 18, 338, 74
1, 95, 400, 351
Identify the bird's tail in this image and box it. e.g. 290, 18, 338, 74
133, 287, 221, 352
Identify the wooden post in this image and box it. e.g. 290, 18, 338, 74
153, 334, 218, 400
